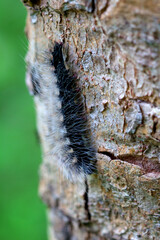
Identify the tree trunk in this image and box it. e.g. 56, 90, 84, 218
22, 0, 160, 239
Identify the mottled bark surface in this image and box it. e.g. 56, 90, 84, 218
23, 0, 160, 239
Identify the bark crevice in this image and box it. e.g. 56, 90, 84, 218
83, 178, 91, 221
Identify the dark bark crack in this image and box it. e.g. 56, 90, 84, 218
99, 151, 160, 174
98, 150, 117, 160
119, 155, 160, 174
83, 178, 91, 221
85, 0, 96, 13
98, 0, 110, 15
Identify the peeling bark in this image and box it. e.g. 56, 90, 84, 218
23, 0, 160, 239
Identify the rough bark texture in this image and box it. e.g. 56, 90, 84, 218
23, 0, 160, 239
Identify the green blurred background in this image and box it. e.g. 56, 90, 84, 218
0, 1, 47, 239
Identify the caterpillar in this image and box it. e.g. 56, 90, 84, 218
26, 42, 97, 182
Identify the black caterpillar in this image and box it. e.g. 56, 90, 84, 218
26, 42, 97, 181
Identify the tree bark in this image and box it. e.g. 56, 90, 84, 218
23, 0, 160, 239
